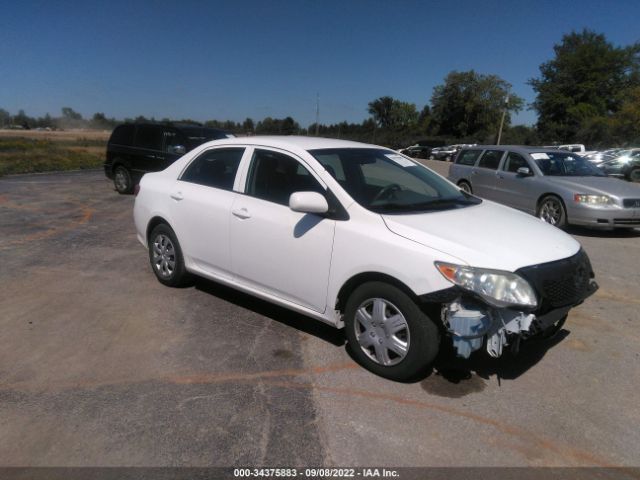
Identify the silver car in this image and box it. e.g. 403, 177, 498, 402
448, 146, 640, 229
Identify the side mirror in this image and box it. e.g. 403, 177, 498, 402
169, 145, 186, 155
289, 191, 329, 214
516, 167, 533, 177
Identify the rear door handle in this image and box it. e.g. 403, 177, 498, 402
170, 192, 184, 201
232, 207, 251, 219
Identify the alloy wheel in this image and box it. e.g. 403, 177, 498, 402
114, 169, 128, 192
539, 199, 562, 225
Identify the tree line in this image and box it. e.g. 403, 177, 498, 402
2, 29, 638, 148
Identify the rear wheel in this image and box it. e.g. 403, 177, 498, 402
148, 224, 191, 287
344, 282, 439, 381
458, 181, 472, 194
113, 165, 133, 194
628, 167, 640, 182
537, 195, 567, 228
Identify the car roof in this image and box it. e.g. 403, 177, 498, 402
201, 135, 381, 152
460, 145, 577, 155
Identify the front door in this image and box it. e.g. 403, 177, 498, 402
493, 151, 536, 212
230, 148, 335, 313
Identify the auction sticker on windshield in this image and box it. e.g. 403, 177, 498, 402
531, 153, 550, 160
386, 153, 416, 167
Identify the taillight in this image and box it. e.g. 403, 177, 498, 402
134, 184, 140, 196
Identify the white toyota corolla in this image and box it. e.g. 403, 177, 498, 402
133, 136, 598, 380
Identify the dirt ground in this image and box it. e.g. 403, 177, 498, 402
0, 164, 639, 470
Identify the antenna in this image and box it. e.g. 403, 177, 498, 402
315, 93, 320, 136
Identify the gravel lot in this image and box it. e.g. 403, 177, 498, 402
1, 163, 639, 468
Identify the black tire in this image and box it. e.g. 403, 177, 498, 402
537, 195, 567, 229
458, 181, 472, 194
147, 223, 191, 287
628, 167, 640, 183
344, 281, 440, 381
113, 165, 133, 194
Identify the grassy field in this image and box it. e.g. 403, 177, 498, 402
0, 129, 110, 176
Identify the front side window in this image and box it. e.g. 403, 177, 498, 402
163, 129, 187, 153
533, 152, 605, 177
310, 148, 481, 214
456, 149, 482, 166
180, 148, 244, 190
246, 149, 325, 206
504, 152, 529, 173
477, 150, 504, 170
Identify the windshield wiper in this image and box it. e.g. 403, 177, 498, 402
373, 197, 479, 213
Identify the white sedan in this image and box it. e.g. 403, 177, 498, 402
133, 136, 598, 380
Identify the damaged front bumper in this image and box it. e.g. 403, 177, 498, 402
443, 298, 575, 358
424, 249, 599, 359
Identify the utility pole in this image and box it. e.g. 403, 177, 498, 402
496, 93, 509, 145
315, 93, 320, 136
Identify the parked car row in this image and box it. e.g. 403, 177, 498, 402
448, 146, 640, 230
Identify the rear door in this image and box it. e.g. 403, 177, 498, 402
471, 149, 505, 198
169, 147, 247, 279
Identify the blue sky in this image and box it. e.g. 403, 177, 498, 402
1, 0, 639, 127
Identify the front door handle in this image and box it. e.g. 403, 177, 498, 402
232, 207, 251, 219
170, 191, 184, 201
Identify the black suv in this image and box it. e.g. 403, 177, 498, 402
104, 123, 233, 193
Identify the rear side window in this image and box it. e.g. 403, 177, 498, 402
456, 150, 482, 166
109, 125, 134, 146
504, 152, 529, 173
135, 125, 163, 150
478, 150, 504, 170
180, 148, 244, 191
246, 149, 324, 206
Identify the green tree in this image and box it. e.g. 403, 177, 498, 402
0, 108, 10, 127
242, 118, 255, 133
61, 107, 82, 120
529, 29, 640, 142
367, 96, 419, 129
430, 70, 523, 140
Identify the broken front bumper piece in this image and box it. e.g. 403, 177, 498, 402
443, 299, 571, 358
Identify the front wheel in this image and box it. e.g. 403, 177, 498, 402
537, 195, 567, 228
458, 181, 472, 194
628, 167, 640, 182
344, 282, 440, 381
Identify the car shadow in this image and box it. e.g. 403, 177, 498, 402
418, 329, 571, 395
193, 277, 345, 347
193, 276, 570, 388
566, 225, 640, 238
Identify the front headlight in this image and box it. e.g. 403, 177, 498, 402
574, 194, 613, 205
435, 262, 537, 308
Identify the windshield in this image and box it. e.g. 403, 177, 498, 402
532, 151, 605, 177
309, 148, 481, 214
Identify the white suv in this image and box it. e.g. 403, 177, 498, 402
133, 136, 598, 381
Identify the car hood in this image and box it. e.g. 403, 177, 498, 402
382, 200, 580, 272
547, 176, 640, 197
